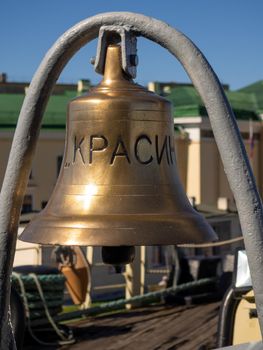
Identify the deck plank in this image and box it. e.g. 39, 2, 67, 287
60, 302, 220, 350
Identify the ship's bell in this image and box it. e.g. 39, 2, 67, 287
20, 44, 217, 264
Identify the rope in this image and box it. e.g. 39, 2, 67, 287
12, 272, 49, 345
178, 236, 244, 248
12, 274, 65, 290
12, 272, 30, 319
29, 273, 75, 345
12, 272, 75, 346
31, 277, 216, 327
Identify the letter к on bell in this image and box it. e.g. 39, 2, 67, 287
20, 45, 217, 258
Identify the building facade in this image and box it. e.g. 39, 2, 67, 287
149, 80, 263, 254
1, 76, 263, 297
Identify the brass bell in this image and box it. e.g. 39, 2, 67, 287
20, 44, 217, 264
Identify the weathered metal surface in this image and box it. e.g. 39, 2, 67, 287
0, 11, 263, 348
20, 45, 216, 247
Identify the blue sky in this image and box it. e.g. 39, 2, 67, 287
1, 0, 262, 90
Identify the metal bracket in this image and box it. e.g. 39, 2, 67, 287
94, 25, 138, 79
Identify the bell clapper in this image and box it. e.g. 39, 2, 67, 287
114, 265, 124, 274
101, 246, 136, 272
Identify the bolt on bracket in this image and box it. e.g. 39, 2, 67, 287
94, 25, 138, 79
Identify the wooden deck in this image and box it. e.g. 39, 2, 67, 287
67, 302, 220, 349
24, 301, 220, 349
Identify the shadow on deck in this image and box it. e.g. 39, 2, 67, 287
24, 301, 220, 349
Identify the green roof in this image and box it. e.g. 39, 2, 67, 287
0, 90, 77, 129
166, 85, 260, 120
1, 80, 263, 129
166, 86, 207, 117
237, 80, 263, 114
226, 91, 258, 112
0, 94, 25, 126
166, 86, 202, 107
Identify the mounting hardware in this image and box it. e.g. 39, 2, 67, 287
94, 25, 137, 79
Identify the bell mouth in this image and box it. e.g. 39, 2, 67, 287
19, 212, 217, 246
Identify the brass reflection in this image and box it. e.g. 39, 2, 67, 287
20, 45, 217, 246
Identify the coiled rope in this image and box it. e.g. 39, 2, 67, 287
12, 272, 75, 346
